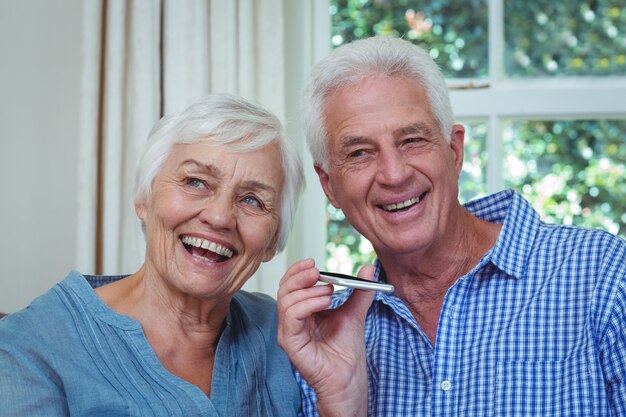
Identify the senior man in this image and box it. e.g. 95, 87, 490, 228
277, 36, 626, 417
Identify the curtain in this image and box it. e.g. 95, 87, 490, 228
77, 0, 291, 297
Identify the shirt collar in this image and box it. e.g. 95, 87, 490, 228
464, 188, 540, 279
372, 189, 540, 287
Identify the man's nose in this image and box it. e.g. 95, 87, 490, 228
375, 147, 411, 186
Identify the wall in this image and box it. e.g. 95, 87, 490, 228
0, 0, 83, 312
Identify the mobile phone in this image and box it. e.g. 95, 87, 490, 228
318, 271, 394, 293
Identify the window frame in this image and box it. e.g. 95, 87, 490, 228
451, 0, 626, 193
295, 0, 626, 268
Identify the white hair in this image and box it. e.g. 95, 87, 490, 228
301, 36, 454, 171
133, 93, 305, 252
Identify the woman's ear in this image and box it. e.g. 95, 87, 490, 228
135, 200, 146, 221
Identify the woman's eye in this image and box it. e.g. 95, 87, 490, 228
242, 195, 262, 207
186, 178, 206, 189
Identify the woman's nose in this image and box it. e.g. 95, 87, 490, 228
198, 193, 236, 230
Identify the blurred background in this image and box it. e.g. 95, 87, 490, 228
1, 0, 625, 312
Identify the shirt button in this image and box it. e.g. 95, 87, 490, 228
441, 380, 452, 391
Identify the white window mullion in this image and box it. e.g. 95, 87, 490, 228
489, 0, 505, 83
487, 114, 504, 193
488, 0, 504, 193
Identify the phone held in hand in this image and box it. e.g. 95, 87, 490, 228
318, 271, 394, 293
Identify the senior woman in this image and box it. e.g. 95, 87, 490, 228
0, 94, 304, 416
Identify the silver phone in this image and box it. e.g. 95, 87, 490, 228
318, 271, 394, 293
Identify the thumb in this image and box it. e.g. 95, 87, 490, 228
340, 264, 376, 319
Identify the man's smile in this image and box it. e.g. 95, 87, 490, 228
378, 191, 427, 213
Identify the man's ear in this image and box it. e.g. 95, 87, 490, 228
449, 124, 465, 176
314, 163, 341, 208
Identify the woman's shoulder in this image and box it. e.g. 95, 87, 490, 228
0, 274, 94, 376
0, 272, 86, 342
230, 290, 278, 327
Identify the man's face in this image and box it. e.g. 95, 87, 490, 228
317, 75, 465, 259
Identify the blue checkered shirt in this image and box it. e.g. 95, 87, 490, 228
296, 189, 626, 416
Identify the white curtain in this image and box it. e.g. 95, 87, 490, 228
77, 0, 294, 297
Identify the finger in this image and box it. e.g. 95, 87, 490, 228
356, 263, 376, 280
278, 258, 315, 286
278, 266, 334, 332
279, 283, 333, 319
278, 258, 318, 292
277, 285, 333, 351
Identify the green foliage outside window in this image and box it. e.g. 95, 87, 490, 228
459, 121, 488, 203
503, 119, 626, 237
330, 0, 489, 78
504, 1, 626, 76
326, 206, 376, 274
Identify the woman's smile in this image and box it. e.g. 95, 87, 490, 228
181, 235, 234, 262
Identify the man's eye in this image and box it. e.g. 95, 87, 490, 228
347, 149, 367, 158
404, 137, 422, 144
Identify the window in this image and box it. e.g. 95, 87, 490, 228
325, 0, 626, 274
503, 118, 626, 236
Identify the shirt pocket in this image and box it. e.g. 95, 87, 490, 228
494, 353, 593, 416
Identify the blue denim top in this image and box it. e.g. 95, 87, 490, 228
0, 271, 300, 416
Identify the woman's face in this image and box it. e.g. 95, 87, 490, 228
136, 140, 284, 301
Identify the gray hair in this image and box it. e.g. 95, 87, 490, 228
133, 93, 305, 252
301, 36, 454, 171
